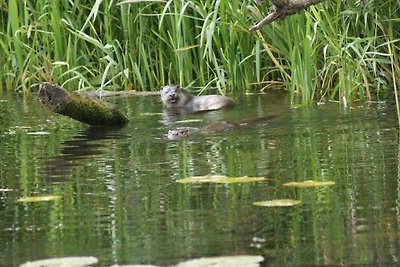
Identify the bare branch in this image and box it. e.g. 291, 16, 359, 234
250, 0, 326, 31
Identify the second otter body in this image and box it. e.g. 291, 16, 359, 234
161, 85, 235, 112
166, 115, 277, 140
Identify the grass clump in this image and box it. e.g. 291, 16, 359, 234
0, 0, 399, 106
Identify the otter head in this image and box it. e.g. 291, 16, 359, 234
160, 85, 186, 107
167, 128, 190, 140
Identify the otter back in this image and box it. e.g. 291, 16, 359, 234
161, 85, 235, 112
166, 115, 277, 140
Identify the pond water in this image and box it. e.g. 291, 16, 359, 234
0, 90, 399, 267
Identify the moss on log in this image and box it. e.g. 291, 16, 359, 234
38, 83, 128, 125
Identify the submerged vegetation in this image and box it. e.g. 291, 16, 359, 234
1, 0, 399, 105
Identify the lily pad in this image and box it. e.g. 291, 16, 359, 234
253, 199, 301, 207
175, 255, 264, 267
283, 180, 335, 188
17, 195, 62, 203
176, 175, 269, 184
20, 256, 98, 267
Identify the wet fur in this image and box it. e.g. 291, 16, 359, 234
167, 115, 277, 140
160, 85, 235, 111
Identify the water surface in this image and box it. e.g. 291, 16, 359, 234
0, 91, 399, 266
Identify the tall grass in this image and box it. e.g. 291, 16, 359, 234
254, 1, 400, 106
0, 0, 399, 105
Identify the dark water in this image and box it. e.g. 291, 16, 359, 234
1, 91, 399, 267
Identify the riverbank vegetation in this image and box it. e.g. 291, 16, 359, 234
1, 0, 399, 106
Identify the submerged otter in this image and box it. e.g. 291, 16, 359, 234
167, 115, 276, 140
161, 85, 235, 112
167, 128, 191, 140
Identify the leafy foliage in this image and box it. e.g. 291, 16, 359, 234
1, 0, 399, 105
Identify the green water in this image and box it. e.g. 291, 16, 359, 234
0, 91, 399, 267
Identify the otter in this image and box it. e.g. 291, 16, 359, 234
166, 115, 276, 140
160, 85, 235, 112
167, 128, 191, 140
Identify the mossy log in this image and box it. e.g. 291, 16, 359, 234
38, 83, 128, 125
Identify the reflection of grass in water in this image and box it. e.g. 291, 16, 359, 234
2, 90, 399, 266
171, 102, 399, 264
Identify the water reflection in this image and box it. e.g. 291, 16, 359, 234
1, 92, 400, 267
42, 125, 127, 181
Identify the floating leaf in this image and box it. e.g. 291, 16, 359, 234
283, 180, 335, 188
175, 255, 264, 267
20, 256, 98, 267
17, 195, 62, 203
176, 175, 269, 184
253, 199, 301, 207
26, 131, 51, 135
175, 119, 203, 124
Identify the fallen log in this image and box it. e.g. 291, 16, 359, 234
38, 83, 128, 126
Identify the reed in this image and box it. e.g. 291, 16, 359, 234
255, 1, 399, 106
0, 0, 399, 105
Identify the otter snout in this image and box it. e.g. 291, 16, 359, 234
167, 92, 178, 103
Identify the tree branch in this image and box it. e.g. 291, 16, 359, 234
249, 0, 326, 31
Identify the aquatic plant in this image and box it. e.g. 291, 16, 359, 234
0, 0, 399, 106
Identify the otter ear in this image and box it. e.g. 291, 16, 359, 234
160, 86, 164, 91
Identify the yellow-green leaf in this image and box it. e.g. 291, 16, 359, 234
17, 195, 62, 203
253, 199, 301, 207
118, 0, 166, 4
175, 119, 203, 124
15, 126, 32, 129
176, 175, 269, 184
141, 112, 164, 116
175, 255, 264, 267
175, 44, 201, 52
26, 131, 51, 135
283, 180, 335, 188
20, 256, 98, 267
